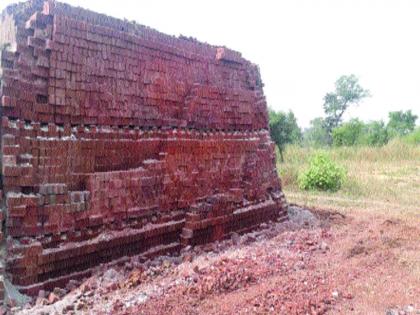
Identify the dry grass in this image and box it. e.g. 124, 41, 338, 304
277, 142, 420, 313
278, 140, 420, 219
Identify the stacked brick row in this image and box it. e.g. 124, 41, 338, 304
0, 0, 287, 295
1, 116, 280, 238
2, 1, 268, 130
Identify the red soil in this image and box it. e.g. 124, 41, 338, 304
15, 207, 420, 315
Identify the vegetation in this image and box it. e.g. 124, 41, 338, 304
268, 109, 301, 162
358, 120, 389, 146
277, 140, 420, 216
332, 118, 364, 146
402, 127, 420, 145
303, 117, 330, 147
269, 74, 418, 196
322, 74, 370, 143
270, 75, 418, 152
298, 152, 346, 191
328, 110, 418, 148
272, 109, 418, 150
387, 110, 418, 137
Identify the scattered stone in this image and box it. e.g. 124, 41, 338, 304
63, 304, 74, 312
231, 232, 240, 245
48, 293, 59, 304
66, 280, 79, 292
7, 298, 17, 308
53, 287, 67, 298
260, 223, 268, 229
288, 206, 320, 228
183, 254, 193, 263
76, 301, 86, 310
38, 290, 46, 299
405, 305, 415, 313
386, 309, 399, 315
162, 260, 171, 269
35, 297, 48, 306
103, 268, 118, 281
294, 261, 305, 270
319, 241, 330, 252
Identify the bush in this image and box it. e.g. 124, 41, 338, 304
332, 119, 364, 146
358, 120, 389, 146
402, 127, 420, 145
298, 152, 346, 191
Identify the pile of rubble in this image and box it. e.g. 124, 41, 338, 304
10, 206, 346, 315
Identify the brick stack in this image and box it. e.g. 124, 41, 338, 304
0, 0, 288, 296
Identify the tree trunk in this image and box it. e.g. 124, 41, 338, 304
279, 148, 284, 163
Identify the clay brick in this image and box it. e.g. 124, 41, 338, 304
0, 0, 287, 297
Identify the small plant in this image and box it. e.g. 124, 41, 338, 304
298, 152, 346, 191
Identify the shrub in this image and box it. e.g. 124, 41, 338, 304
402, 127, 420, 145
298, 152, 346, 191
332, 119, 364, 146
358, 120, 389, 146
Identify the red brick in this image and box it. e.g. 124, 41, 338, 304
0, 0, 286, 296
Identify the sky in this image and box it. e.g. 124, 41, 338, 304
1, 0, 420, 128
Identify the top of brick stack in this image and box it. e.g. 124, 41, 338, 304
1, 0, 269, 131
1, 0, 44, 21
2, 0, 245, 64
54, 1, 245, 63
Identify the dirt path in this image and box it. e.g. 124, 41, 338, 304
16, 207, 420, 315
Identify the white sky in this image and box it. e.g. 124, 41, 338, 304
1, 0, 420, 128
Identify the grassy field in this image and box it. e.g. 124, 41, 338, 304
278, 139, 420, 219
277, 140, 420, 313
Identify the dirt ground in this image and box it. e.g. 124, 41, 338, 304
15, 205, 420, 315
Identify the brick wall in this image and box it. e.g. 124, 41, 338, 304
0, 0, 287, 295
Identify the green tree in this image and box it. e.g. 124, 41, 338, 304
303, 117, 329, 147
359, 120, 389, 146
268, 109, 302, 162
387, 110, 418, 137
286, 111, 302, 144
332, 118, 364, 146
323, 75, 370, 143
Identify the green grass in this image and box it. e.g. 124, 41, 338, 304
278, 140, 420, 218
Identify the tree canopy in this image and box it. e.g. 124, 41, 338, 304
387, 110, 418, 137
268, 109, 302, 162
303, 117, 329, 147
323, 74, 370, 143
332, 118, 364, 146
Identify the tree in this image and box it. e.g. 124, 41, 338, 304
268, 109, 302, 162
323, 75, 370, 143
303, 117, 329, 147
332, 118, 364, 146
387, 110, 418, 137
359, 120, 389, 146
286, 111, 303, 144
